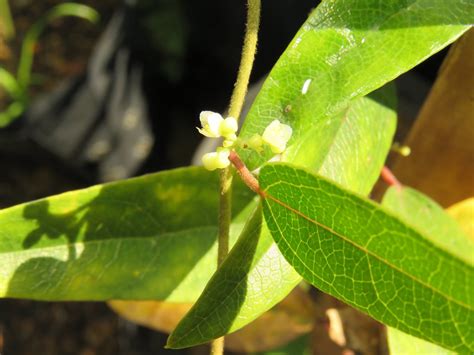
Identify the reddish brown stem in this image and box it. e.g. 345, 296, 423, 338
228, 150, 266, 197
381, 166, 402, 189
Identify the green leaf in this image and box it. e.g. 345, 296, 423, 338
0, 167, 253, 301
382, 186, 474, 354
259, 164, 473, 353
382, 186, 474, 265
0, 0, 15, 39
388, 327, 454, 355
168, 86, 396, 348
238, 0, 473, 170
0, 66, 21, 98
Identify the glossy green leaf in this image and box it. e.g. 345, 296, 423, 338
168, 86, 396, 348
382, 186, 474, 354
259, 164, 473, 353
238, 0, 473, 170
0, 167, 253, 301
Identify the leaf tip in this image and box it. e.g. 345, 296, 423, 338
165, 335, 178, 349
166, 331, 195, 350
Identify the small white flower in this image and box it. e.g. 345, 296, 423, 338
262, 120, 292, 154
219, 116, 238, 139
197, 111, 224, 138
202, 149, 230, 171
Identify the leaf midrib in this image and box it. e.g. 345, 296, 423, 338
0, 226, 218, 257
263, 188, 473, 312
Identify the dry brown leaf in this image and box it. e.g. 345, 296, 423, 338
383, 29, 474, 207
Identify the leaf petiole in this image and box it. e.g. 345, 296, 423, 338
229, 150, 264, 197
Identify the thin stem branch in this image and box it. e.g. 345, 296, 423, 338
212, 1, 261, 354
229, 150, 264, 196
381, 166, 402, 189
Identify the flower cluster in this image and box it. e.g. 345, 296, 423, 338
197, 111, 292, 171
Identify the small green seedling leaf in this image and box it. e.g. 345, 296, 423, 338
260, 164, 473, 353
17, 3, 100, 88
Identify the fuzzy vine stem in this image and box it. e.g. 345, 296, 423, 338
228, 0, 261, 121
213, 1, 261, 354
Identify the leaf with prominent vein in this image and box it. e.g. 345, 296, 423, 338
260, 164, 473, 353
382, 187, 474, 353
0, 167, 253, 301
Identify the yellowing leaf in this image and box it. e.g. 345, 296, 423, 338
447, 198, 474, 241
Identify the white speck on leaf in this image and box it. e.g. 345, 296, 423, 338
301, 79, 312, 95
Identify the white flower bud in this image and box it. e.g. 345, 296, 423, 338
222, 138, 236, 148
197, 111, 224, 138
262, 120, 292, 154
219, 116, 238, 139
247, 134, 263, 152
201, 149, 230, 171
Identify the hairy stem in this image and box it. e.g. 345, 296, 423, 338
228, 0, 261, 121
218, 167, 233, 265
212, 1, 261, 354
